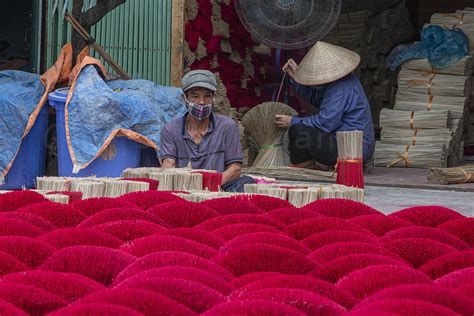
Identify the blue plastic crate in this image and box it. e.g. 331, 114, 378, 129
48, 87, 141, 177
0, 105, 49, 189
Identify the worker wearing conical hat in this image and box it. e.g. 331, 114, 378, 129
275, 41, 375, 170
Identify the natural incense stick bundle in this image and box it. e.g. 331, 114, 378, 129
122, 167, 161, 178
380, 127, 453, 147
44, 194, 70, 204
287, 189, 319, 208
401, 55, 473, 76
379, 108, 451, 129
397, 69, 470, 98
148, 172, 174, 191
245, 184, 288, 200
394, 94, 467, 119
427, 165, 474, 184
70, 180, 105, 199
103, 179, 129, 197
431, 11, 474, 24
242, 102, 297, 167
36, 177, 71, 192
175, 191, 241, 203
124, 180, 150, 193
374, 142, 448, 168
336, 131, 364, 189
174, 173, 203, 191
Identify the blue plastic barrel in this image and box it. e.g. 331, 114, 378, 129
0, 105, 49, 189
48, 87, 141, 177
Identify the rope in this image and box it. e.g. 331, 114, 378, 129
387, 145, 411, 168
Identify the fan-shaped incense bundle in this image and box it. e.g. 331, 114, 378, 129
379, 109, 451, 129
336, 131, 364, 189
380, 127, 453, 147
394, 94, 466, 119
427, 165, 474, 184
242, 102, 297, 167
398, 69, 470, 97
374, 142, 448, 168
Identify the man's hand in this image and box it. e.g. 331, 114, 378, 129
274, 115, 293, 128
282, 59, 298, 78
161, 158, 176, 168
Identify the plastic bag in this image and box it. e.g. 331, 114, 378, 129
386, 25, 470, 70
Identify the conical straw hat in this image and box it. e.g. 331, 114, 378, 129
293, 41, 361, 86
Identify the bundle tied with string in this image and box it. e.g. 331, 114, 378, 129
380, 108, 451, 129
336, 131, 364, 189
242, 102, 297, 167
427, 164, 474, 184
397, 69, 470, 98
374, 142, 448, 168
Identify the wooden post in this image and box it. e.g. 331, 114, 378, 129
171, 0, 185, 87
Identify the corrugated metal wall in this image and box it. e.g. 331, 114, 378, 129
45, 0, 172, 85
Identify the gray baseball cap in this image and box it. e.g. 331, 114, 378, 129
181, 70, 217, 92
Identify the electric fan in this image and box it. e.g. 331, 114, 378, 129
234, 0, 342, 50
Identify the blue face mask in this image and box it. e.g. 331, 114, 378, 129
185, 99, 214, 121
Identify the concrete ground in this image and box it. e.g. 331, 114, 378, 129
364, 185, 474, 217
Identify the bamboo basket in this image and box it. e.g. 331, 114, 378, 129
394, 94, 467, 119
397, 69, 470, 98
374, 142, 449, 168
427, 164, 474, 184
242, 102, 297, 168
379, 108, 451, 129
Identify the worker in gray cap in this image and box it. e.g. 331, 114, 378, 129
160, 69, 255, 192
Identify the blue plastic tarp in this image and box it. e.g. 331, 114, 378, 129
386, 25, 470, 70
67, 65, 186, 170
0, 70, 45, 181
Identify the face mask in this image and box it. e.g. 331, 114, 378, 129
185, 98, 214, 121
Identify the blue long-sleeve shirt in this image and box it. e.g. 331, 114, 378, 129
290, 74, 375, 161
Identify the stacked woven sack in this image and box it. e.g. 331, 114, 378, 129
375, 7, 474, 168
0, 190, 472, 315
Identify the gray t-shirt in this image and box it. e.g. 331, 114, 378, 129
160, 113, 244, 172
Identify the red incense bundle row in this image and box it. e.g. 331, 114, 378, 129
193, 172, 223, 192
336, 131, 364, 189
